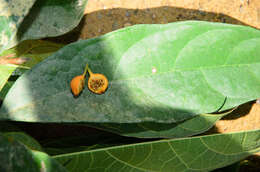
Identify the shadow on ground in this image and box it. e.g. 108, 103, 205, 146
47, 6, 249, 43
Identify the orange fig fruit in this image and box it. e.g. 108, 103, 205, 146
70, 64, 88, 97
87, 65, 108, 94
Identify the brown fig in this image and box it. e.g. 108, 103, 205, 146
87, 65, 108, 94
70, 64, 88, 97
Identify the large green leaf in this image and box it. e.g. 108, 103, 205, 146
54, 129, 260, 172
0, 133, 67, 172
16, 0, 88, 42
89, 110, 232, 138
0, 0, 35, 53
1, 21, 260, 123
0, 0, 87, 53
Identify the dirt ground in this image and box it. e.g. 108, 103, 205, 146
81, 0, 260, 39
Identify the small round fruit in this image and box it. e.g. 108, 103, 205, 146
70, 75, 85, 97
88, 73, 108, 94
70, 64, 88, 97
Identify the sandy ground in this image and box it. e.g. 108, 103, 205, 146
81, 0, 260, 39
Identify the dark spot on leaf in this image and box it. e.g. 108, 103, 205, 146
53, 22, 58, 27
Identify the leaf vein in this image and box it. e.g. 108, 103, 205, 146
199, 137, 247, 155
167, 142, 190, 170
135, 144, 153, 166
105, 150, 157, 172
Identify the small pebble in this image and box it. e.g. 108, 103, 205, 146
97, 13, 102, 19
223, 126, 228, 131
125, 11, 130, 17
239, 5, 244, 13
199, 10, 206, 16
124, 23, 132, 27
112, 22, 118, 30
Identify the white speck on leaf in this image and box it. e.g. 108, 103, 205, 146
152, 67, 157, 74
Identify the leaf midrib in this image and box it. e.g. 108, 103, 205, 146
53, 131, 260, 172
3, 62, 259, 116
111, 62, 260, 83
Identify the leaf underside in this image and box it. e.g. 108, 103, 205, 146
54, 129, 260, 172
88, 111, 230, 138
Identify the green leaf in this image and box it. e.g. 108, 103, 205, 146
0, 0, 87, 53
0, 133, 67, 172
8, 40, 64, 75
16, 0, 88, 43
32, 150, 68, 172
45, 147, 87, 156
54, 129, 260, 172
0, 65, 16, 91
4, 132, 43, 151
0, 0, 36, 53
1, 21, 260, 123
89, 110, 233, 138
0, 40, 63, 97
43, 131, 139, 156
0, 80, 14, 100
